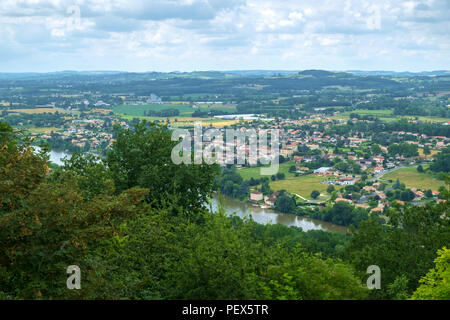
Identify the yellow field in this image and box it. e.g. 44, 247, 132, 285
418, 148, 439, 158
117, 114, 241, 128
9, 108, 66, 114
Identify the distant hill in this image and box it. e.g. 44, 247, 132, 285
1, 69, 448, 81
345, 70, 450, 77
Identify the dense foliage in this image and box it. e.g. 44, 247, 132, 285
0, 121, 371, 300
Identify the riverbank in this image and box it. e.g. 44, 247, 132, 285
210, 193, 348, 233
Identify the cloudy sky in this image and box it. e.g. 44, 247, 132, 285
0, 0, 449, 72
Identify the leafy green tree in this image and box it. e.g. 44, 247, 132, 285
0, 123, 49, 214
311, 190, 320, 199
59, 153, 114, 200
276, 172, 285, 180
261, 180, 272, 195
327, 185, 335, 194
400, 189, 415, 202
411, 247, 450, 300
429, 147, 450, 173
371, 144, 382, 155
275, 195, 296, 213
346, 188, 450, 299
106, 121, 219, 211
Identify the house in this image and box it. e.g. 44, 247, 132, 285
303, 155, 317, 163
334, 197, 353, 204
280, 148, 294, 157
363, 186, 376, 192
414, 191, 425, 199
250, 190, 263, 202
373, 156, 385, 163
338, 177, 356, 185
264, 195, 277, 207
376, 192, 386, 199
314, 167, 331, 175
372, 166, 384, 174
293, 156, 303, 163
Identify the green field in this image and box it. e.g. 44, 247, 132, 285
382, 168, 445, 191
113, 103, 236, 117
270, 175, 341, 200
113, 104, 195, 116
238, 162, 344, 199
331, 109, 449, 123
237, 162, 298, 180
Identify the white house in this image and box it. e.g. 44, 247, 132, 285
250, 190, 263, 202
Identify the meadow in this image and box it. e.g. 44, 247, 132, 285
113, 103, 236, 117
113, 104, 195, 116
382, 167, 445, 191
270, 175, 342, 200
237, 162, 298, 180
331, 109, 449, 123
238, 162, 343, 200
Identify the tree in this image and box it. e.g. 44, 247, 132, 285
417, 165, 424, 173
347, 187, 450, 299
371, 144, 382, 155
327, 185, 335, 194
334, 161, 349, 173
311, 190, 320, 199
429, 147, 450, 173
60, 152, 113, 200
275, 195, 296, 213
106, 121, 219, 211
411, 247, 450, 300
400, 189, 415, 202
276, 172, 285, 180
352, 164, 362, 174
0, 121, 371, 301
0, 122, 49, 213
261, 180, 272, 195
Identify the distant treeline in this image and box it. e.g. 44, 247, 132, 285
327, 119, 450, 138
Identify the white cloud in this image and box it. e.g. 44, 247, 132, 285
0, 0, 448, 71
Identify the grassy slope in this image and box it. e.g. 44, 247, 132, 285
382, 167, 444, 191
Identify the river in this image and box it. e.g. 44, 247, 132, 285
32, 146, 71, 166
34, 147, 348, 233
209, 194, 348, 233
